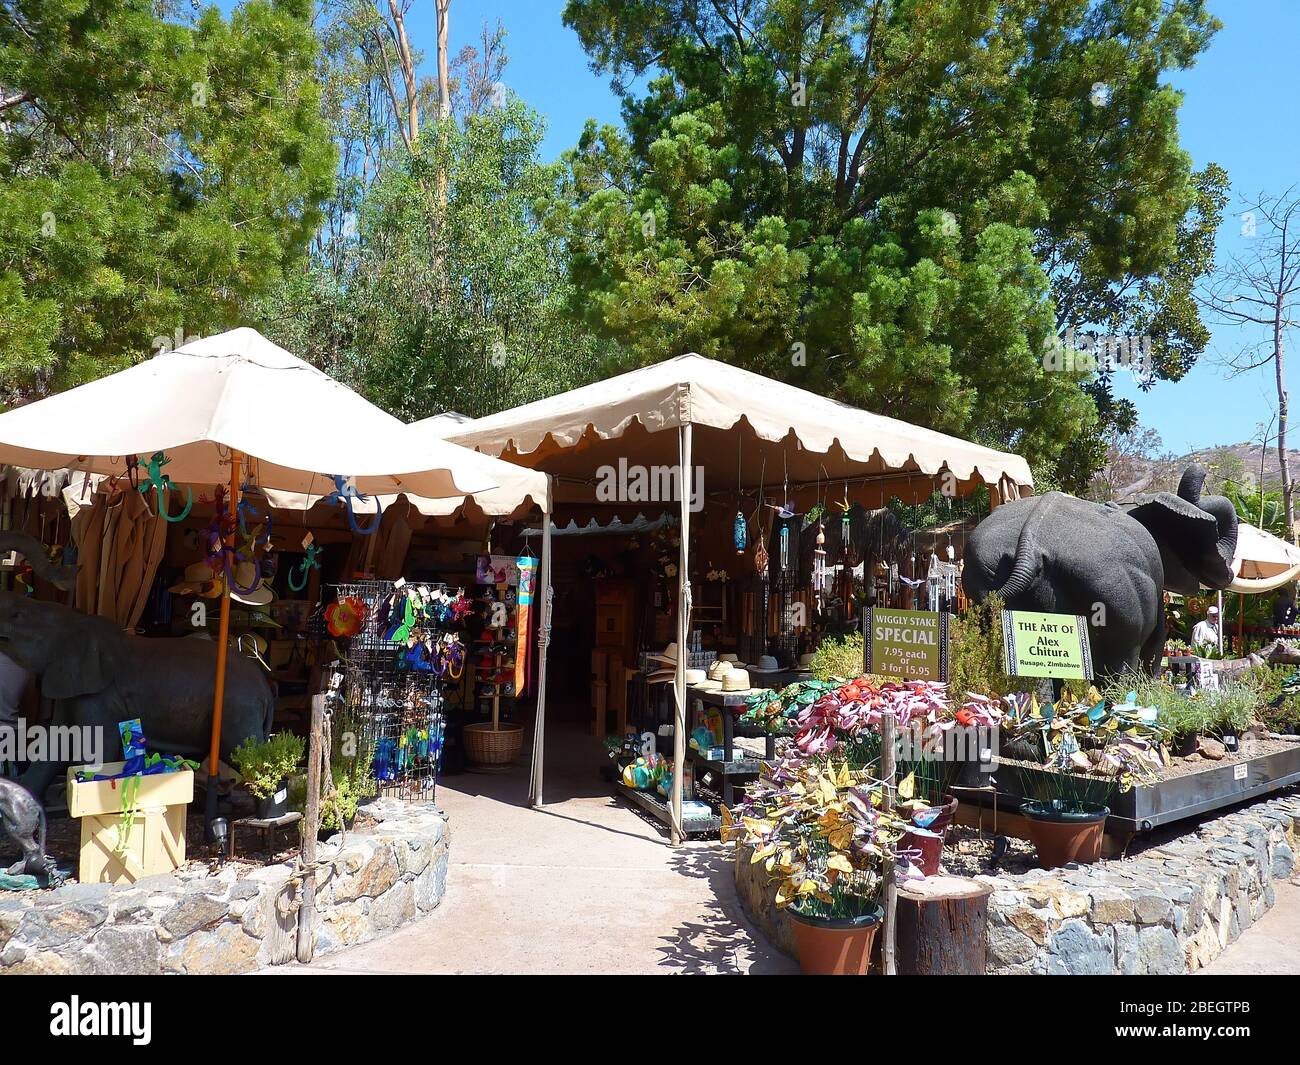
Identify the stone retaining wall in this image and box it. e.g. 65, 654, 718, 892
984, 791, 1300, 974
0, 799, 449, 975
735, 790, 1300, 974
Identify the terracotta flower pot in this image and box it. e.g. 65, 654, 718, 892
1020, 800, 1109, 869
787, 904, 883, 975
899, 827, 944, 877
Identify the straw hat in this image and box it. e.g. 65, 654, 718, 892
749, 654, 780, 673
168, 560, 220, 596
231, 578, 274, 607
706, 660, 734, 682
798, 652, 815, 669
719, 653, 740, 664
684, 668, 706, 685
649, 642, 679, 665
721, 668, 755, 694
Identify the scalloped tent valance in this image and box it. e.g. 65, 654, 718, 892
424, 353, 1033, 507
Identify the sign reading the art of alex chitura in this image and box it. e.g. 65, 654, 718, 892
1000, 610, 1094, 679
863, 607, 948, 682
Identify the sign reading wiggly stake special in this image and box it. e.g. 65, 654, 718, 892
1000, 610, 1094, 679
863, 607, 948, 682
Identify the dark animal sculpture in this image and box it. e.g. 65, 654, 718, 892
0, 777, 51, 881
963, 464, 1238, 678
0, 532, 274, 801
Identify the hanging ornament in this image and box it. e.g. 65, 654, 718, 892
733, 510, 748, 554
779, 521, 790, 571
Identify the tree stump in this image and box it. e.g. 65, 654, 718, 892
896, 876, 992, 975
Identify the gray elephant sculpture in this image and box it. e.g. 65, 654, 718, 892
0, 777, 52, 882
963, 464, 1238, 677
0, 532, 274, 801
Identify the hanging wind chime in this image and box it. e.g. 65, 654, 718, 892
733, 437, 747, 555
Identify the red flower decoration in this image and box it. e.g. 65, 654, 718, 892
326, 595, 367, 637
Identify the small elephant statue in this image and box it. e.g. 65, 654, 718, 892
964, 464, 1238, 678
0, 777, 53, 883
0, 532, 274, 802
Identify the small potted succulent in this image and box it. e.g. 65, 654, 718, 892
723, 756, 904, 975
1011, 690, 1163, 868
231, 731, 305, 819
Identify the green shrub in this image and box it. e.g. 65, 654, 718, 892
1242, 664, 1300, 733
1203, 683, 1256, 736
231, 732, 305, 799
809, 632, 865, 682
948, 594, 1016, 698
288, 702, 377, 831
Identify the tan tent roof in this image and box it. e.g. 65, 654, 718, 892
0, 327, 504, 500
428, 353, 1032, 507
1228, 523, 1300, 593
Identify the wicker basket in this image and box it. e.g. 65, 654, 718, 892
463, 722, 524, 766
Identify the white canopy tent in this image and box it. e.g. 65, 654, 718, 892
425, 353, 1035, 841
1229, 523, 1300, 593
0, 327, 559, 827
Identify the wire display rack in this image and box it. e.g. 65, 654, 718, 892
332, 579, 451, 801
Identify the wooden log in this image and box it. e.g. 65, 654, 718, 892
896, 875, 992, 975
296, 691, 325, 963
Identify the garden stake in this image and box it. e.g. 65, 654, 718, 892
881, 708, 898, 976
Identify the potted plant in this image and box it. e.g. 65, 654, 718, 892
723, 756, 904, 975
1011, 692, 1163, 868
1204, 684, 1255, 751
231, 731, 305, 819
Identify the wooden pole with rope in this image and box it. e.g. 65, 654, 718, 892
204, 449, 241, 842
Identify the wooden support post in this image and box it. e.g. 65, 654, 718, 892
896, 876, 993, 975
296, 691, 325, 963
880, 709, 897, 975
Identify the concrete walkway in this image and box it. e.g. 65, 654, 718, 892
278, 724, 795, 975
1200, 878, 1300, 975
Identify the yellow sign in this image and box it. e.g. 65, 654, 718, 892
1000, 610, 1094, 679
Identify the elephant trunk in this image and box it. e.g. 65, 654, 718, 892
1178, 463, 1209, 505
0, 532, 77, 590
991, 494, 1058, 603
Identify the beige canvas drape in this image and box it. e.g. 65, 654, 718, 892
71, 484, 167, 628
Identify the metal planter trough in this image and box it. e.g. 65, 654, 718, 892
988, 741, 1300, 834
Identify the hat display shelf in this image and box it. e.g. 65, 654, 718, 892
331, 579, 449, 801
464, 573, 524, 771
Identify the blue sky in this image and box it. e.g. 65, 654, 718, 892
304, 1, 1296, 455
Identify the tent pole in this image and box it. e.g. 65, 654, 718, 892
1217, 590, 1225, 656
671, 423, 692, 845
205, 449, 241, 842
530, 478, 554, 808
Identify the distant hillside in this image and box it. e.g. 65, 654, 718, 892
1095, 441, 1300, 502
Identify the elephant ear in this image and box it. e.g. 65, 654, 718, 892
40, 615, 123, 700
1126, 466, 1238, 595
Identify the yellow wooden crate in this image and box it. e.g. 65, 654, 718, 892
67, 762, 194, 885
66, 761, 194, 817
77, 805, 188, 885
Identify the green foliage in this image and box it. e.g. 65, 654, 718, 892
0, 0, 336, 402
231, 731, 306, 799
261, 98, 611, 419
808, 631, 864, 682
1222, 480, 1289, 538
1241, 665, 1300, 734
948, 594, 1015, 699
560, 0, 1223, 488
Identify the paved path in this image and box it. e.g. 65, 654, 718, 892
273, 725, 795, 975
1201, 878, 1300, 974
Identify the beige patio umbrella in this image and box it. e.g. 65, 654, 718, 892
0, 327, 506, 832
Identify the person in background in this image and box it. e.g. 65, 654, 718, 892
1273, 584, 1297, 628
1191, 605, 1220, 652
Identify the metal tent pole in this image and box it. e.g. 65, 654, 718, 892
671, 423, 692, 845
529, 478, 554, 808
